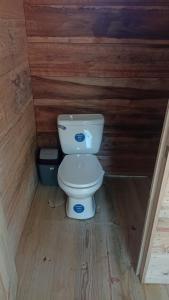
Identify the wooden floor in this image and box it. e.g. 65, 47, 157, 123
16, 178, 169, 300
108, 177, 151, 270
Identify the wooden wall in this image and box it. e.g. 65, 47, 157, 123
0, 200, 17, 299
0, 0, 37, 257
24, 0, 169, 175
140, 103, 169, 284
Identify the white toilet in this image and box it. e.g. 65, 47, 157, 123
57, 114, 105, 219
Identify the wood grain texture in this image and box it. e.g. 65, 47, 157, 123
105, 177, 152, 270
0, 0, 25, 19
0, 19, 28, 77
0, 201, 17, 300
25, 5, 169, 40
32, 76, 169, 100
0, 0, 37, 270
137, 106, 169, 283
28, 43, 169, 78
137, 104, 169, 283
25, 0, 169, 6
0, 63, 32, 138
24, 0, 169, 175
145, 153, 169, 283
0, 104, 37, 254
16, 181, 169, 299
0, 0, 37, 297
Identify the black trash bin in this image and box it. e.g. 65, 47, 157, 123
37, 148, 60, 186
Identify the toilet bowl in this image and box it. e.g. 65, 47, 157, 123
58, 154, 104, 219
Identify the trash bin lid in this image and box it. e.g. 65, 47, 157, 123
40, 149, 58, 160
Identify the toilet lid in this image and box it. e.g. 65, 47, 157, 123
58, 154, 104, 188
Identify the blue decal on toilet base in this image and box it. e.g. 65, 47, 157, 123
73, 204, 85, 213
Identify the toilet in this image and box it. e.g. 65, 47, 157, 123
57, 114, 105, 219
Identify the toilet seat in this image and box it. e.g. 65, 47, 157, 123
58, 154, 104, 189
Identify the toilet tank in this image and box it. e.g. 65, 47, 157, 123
57, 114, 104, 154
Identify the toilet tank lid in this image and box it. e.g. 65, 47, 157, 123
57, 114, 104, 126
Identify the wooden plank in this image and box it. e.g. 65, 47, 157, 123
8, 158, 37, 256
106, 177, 151, 269
150, 231, 169, 254
25, 0, 169, 7
4, 136, 36, 222
25, 5, 169, 40
145, 255, 169, 284
28, 43, 169, 78
98, 155, 156, 175
28, 36, 169, 45
0, 200, 17, 300
31, 76, 169, 100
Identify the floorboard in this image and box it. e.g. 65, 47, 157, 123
16, 178, 169, 300
105, 177, 151, 269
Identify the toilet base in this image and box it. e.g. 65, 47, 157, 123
66, 196, 96, 220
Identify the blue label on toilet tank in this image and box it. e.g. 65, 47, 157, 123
73, 204, 85, 213
75, 133, 85, 142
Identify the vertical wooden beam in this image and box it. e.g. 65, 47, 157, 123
137, 101, 169, 283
